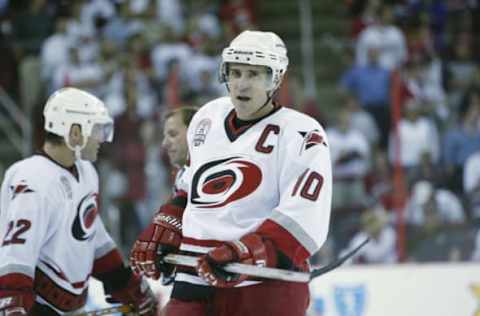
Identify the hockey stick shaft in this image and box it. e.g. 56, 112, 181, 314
163, 238, 369, 283
71, 304, 132, 316
163, 254, 311, 282
309, 238, 370, 279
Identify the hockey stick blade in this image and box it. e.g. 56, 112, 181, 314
309, 238, 370, 280
70, 304, 132, 316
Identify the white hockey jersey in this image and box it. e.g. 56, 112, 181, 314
0, 154, 117, 314
177, 97, 332, 286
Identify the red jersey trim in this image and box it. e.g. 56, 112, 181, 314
0, 273, 34, 291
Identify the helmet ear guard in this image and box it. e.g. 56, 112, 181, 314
219, 30, 289, 92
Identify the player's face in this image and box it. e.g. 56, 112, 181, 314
162, 113, 188, 167
80, 136, 101, 162
227, 63, 273, 120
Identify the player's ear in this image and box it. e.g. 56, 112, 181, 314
68, 124, 83, 146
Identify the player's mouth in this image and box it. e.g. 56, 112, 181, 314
237, 96, 251, 102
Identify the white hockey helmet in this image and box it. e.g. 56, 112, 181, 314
219, 30, 289, 91
43, 87, 114, 149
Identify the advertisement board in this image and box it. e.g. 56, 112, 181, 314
308, 263, 480, 316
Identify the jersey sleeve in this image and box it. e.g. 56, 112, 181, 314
0, 168, 61, 296
91, 218, 133, 290
257, 118, 332, 267
93, 218, 118, 261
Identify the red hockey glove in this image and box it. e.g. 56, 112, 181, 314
0, 274, 34, 316
130, 204, 183, 279
0, 294, 32, 316
107, 273, 157, 316
196, 233, 278, 288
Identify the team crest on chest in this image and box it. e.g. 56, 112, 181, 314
193, 118, 212, 147
190, 156, 262, 208
72, 192, 99, 241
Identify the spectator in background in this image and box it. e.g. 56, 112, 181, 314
219, 0, 256, 38
344, 94, 380, 148
102, 0, 144, 47
10, 0, 52, 58
65, 0, 100, 65
151, 27, 193, 89
343, 204, 397, 264
346, 0, 381, 39
184, 42, 225, 104
472, 229, 480, 261
406, 180, 468, 262
388, 98, 440, 184
364, 150, 394, 211
327, 106, 370, 210
52, 46, 104, 95
126, 32, 153, 78
187, 0, 222, 47
79, 0, 116, 34
444, 32, 478, 117
156, 0, 186, 35
0, 23, 19, 99
105, 53, 156, 118
40, 16, 71, 93
110, 82, 150, 252
11, 0, 53, 111
355, 3, 408, 71
400, 52, 448, 124
442, 88, 480, 193
463, 150, 480, 220
405, 180, 465, 228
340, 46, 391, 148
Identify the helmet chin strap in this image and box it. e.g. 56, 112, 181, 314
64, 135, 88, 161
252, 86, 280, 117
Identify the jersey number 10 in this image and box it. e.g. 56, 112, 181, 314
291, 168, 324, 202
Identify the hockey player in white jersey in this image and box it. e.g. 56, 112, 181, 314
156, 106, 199, 286
130, 30, 332, 316
162, 106, 199, 194
0, 88, 157, 316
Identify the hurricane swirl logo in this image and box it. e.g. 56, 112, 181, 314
190, 157, 262, 208
72, 192, 99, 241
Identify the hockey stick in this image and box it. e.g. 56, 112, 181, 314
71, 304, 132, 316
74, 240, 370, 315
309, 237, 369, 279
163, 238, 369, 283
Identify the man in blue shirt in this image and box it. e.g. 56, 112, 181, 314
340, 47, 392, 148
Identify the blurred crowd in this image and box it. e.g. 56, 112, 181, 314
321, 0, 480, 265
1, 0, 480, 265
0, 0, 257, 254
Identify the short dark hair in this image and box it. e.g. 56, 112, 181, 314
163, 106, 200, 127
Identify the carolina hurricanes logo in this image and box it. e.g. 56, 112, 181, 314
299, 130, 327, 153
190, 157, 262, 208
72, 192, 98, 241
